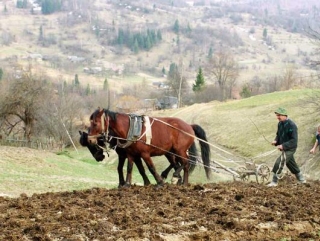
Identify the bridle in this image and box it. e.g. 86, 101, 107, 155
87, 109, 111, 153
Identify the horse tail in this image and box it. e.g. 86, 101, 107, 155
188, 141, 198, 175
191, 124, 212, 180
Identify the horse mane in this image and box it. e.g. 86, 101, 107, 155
104, 109, 117, 121
90, 109, 100, 121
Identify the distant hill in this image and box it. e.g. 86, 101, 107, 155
1, 0, 320, 98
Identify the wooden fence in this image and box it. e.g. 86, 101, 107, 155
0, 137, 64, 150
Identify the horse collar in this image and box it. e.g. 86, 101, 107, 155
101, 112, 109, 137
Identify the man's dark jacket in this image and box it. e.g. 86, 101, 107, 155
274, 118, 298, 150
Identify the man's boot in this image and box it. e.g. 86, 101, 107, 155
267, 173, 278, 187
295, 172, 306, 184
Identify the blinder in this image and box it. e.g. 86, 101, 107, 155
79, 130, 106, 162
87, 109, 109, 145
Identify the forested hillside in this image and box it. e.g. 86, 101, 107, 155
0, 0, 320, 148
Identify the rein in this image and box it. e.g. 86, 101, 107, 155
109, 135, 216, 172
87, 111, 111, 156
153, 118, 235, 156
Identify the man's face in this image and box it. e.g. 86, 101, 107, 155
276, 114, 287, 122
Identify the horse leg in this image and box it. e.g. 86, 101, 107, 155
124, 156, 135, 187
161, 155, 175, 179
117, 153, 126, 188
162, 154, 183, 185
173, 154, 190, 186
134, 156, 151, 186
142, 155, 164, 186
172, 160, 184, 185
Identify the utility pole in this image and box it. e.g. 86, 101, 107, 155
178, 57, 183, 108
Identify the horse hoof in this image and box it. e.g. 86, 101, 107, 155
155, 183, 164, 189
161, 173, 168, 179
171, 176, 181, 185
119, 183, 131, 188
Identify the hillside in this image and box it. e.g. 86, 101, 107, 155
1, 89, 320, 198
0, 0, 320, 96
2, 88, 320, 240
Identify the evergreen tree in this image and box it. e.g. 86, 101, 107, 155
117, 28, 125, 45
0, 68, 3, 81
240, 85, 252, 98
133, 39, 139, 53
149, 29, 156, 44
103, 78, 109, 91
16, 0, 28, 8
162, 67, 166, 75
173, 19, 180, 34
208, 47, 213, 59
263, 28, 268, 39
63, 80, 68, 92
41, 0, 61, 14
112, 20, 115, 32
4, 4, 7, 12
144, 35, 151, 50
157, 29, 162, 41
38, 25, 44, 41
192, 67, 205, 92
168, 63, 178, 78
85, 84, 91, 96
115, 28, 162, 52
176, 34, 180, 46
74, 74, 80, 87
187, 23, 192, 34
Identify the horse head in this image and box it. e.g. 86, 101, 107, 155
79, 130, 106, 162
88, 108, 109, 145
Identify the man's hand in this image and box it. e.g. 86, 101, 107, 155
271, 140, 277, 146
277, 145, 283, 151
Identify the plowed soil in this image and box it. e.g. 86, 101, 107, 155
1, 177, 320, 241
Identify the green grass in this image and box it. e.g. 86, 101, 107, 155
1, 88, 320, 197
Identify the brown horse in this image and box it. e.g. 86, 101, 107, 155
87, 108, 211, 186
80, 129, 198, 186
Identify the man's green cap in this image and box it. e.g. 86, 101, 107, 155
275, 107, 288, 116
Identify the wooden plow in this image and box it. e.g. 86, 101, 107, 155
208, 158, 271, 184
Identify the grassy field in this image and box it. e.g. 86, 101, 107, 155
1, 88, 320, 197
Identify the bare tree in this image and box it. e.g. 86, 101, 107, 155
304, 22, 320, 66
166, 62, 188, 105
282, 64, 297, 90
0, 73, 49, 142
36, 91, 86, 147
206, 51, 239, 101
250, 75, 263, 95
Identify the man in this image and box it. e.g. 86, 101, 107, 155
267, 107, 306, 187
310, 125, 320, 154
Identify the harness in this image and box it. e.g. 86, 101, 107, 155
116, 114, 143, 148
89, 112, 153, 151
